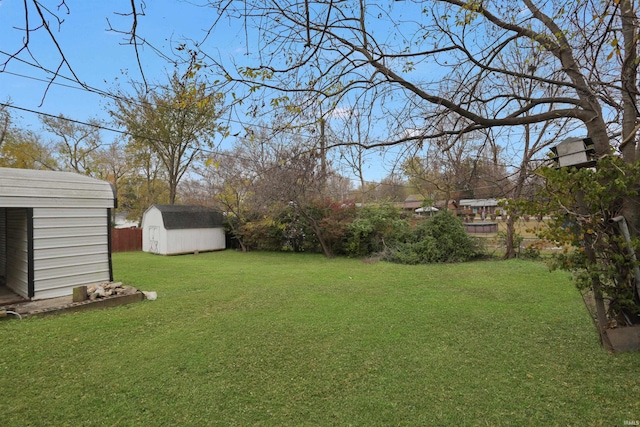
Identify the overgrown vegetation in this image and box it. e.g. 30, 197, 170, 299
236, 204, 481, 264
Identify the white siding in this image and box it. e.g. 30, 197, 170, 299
31, 272, 110, 300
31, 207, 110, 300
165, 228, 225, 255
6, 208, 28, 298
141, 205, 226, 255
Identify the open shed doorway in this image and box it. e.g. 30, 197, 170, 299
0, 207, 30, 304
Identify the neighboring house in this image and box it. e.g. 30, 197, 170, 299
399, 194, 425, 212
142, 205, 225, 255
0, 168, 116, 300
400, 195, 459, 215
459, 199, 500, 218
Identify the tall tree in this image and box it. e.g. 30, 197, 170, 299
118, 136, 169, 222
110, 72, 225, 204
204, 144, 258, 252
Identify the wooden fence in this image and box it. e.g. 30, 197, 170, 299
112, 228, 142, 252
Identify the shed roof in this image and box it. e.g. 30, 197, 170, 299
0, 168, 115, 208
152, 205, 224, 230
459, 198, 499, 207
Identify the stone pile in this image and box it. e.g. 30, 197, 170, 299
87, 282, 137, 300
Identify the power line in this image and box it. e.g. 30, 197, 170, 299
2, 50, 569, 153
1, 101, 552, 180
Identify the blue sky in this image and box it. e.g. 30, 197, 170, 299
0, 1, 427, 183
0, 1, 243, 135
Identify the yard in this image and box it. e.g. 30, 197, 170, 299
2, 251, 640, 426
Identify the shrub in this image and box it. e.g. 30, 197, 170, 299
344, 204, 410, 257
240, 216, 285, 251
384, 210, 480, 264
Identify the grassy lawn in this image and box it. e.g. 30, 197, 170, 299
2, 251, 640, 426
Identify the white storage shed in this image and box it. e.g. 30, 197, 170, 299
142, 205, 225, 255
0, 168, 116, 300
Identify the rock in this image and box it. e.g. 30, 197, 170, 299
142, 291, 157, 301
83, 282, 136, 300
106, 282, 123, 290
119, 286, 138, 296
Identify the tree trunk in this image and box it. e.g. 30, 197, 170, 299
620, 0, 640, 243
504, 215, 517, 260
169, 174, 178, 204
299, 209, 333, 258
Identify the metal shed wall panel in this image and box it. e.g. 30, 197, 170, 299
36, 225, 106, 239
33, 235, 108, 250
35, 244, 108, 259
31, 272, 111, 300
6, 208, 28, 298
31, 207, 110, 300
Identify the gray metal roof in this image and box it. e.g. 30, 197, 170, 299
0, 167, 115, 208
459, 198, 499, 207
153, 205, 224, 229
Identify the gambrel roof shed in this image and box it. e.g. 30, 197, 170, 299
0, 168, 116, 300
142, 205, 225, 255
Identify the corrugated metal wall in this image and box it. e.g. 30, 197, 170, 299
32, 207, 111, 299
6, 208, 28, 298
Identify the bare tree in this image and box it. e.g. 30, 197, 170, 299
377, 173, 408, 203
331, 108, 377, 204
92, 138, 132, 205
41, 114, 102, 175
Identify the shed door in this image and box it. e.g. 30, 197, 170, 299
5, 208, 29, 298
148, 226, 159, 254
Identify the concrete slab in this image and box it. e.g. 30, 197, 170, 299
0, 289, 145, 319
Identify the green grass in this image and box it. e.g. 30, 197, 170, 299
2, 251, 640, 426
